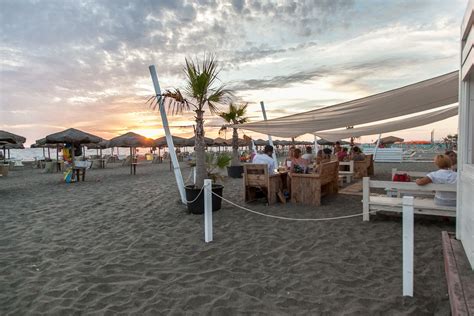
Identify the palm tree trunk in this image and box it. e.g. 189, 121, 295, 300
231, 127, 240, 166
194, 110, 206, 188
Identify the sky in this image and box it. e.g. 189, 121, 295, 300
0, 0, 467, 146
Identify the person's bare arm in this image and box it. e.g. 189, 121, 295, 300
416, 177, 432, 185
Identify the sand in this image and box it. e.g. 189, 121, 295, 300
0, 161, 453, 314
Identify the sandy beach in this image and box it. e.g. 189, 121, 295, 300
0, 161, 453, 315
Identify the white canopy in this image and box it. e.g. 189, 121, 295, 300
238, 71, 459, 137
315, 104, 458, 141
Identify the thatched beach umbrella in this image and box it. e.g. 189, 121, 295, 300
379, 136, 404, 145
0, 130, 26, 160
154, 135, 188, 147
45, 128, 102, 167
213, 137, 228, 146
108, 132, 154, 174
186, 136, 214, 147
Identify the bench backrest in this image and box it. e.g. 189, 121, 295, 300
363, 177, 456, 192
339, 160, 354, 172
244, 164, 270, 188
318, 160, 339, 184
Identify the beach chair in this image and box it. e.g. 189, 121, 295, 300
243, 164, 284, 205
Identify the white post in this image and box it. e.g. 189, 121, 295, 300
204, 179, 213, 243
373, 133, 382, 161
149, 65, 187, 204
260, 101, 278, 165
402, 195, 414, 297
362, 177, 370, 221
314, 135, 320, 154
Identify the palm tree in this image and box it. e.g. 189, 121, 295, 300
152, 54, 232, 188
219, 103, 249, 166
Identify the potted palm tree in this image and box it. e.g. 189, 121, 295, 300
154, 54, 232, 214
219, 103, 249, 178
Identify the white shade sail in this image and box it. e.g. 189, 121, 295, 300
238, 71, 459, 137
315, 104, 458, 141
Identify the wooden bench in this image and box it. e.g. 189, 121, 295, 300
442, 231, 474, 315
243, 164, 286, 205
339, 160, 354, 184
291, 160, 339, 206
362, 177, 456, 221
354, 154, 374, 179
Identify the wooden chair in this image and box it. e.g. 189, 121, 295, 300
290, 160, 339, 206
354, 155, 372, 179
243, 164, 284, 205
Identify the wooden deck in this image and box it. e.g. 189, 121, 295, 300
339, 180, 363, 196
442, 231, 474, 315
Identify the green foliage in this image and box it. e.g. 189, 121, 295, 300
218, 103, 249, 125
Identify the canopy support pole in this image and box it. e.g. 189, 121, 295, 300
314, 135, 319, 155
260, 101, 278, 165
373, 133, 382, 161
149, 65, 187, 204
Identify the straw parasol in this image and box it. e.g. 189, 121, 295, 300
379, 136, 404, 145
108, 132, 154, 174
154, 136, 188, 147
45, 128, 102, 167
213, 137, 229, 146
0, 130, 26, 144
186, 136, 214, 147
317, 139, 350, 146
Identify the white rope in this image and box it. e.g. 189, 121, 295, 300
185, 183, 209, 204
211, 191, 378, 221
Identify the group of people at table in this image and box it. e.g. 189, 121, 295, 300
251, 142, 458, 207
252, 141, 365, 175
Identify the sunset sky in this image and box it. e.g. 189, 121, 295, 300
0, 0, 467, 146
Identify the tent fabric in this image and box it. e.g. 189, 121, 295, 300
237, 71, 458, 137
315, 104, 458, 141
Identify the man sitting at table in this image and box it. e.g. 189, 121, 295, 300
252, 145, 276, 175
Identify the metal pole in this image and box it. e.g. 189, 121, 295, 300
204, 179, 213, 243
260, 101, 277, 166
373, 133, 382, 161
149, 65, 187, 204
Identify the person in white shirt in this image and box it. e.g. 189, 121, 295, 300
301, 146, 314, 163
252, 145, 276, 175
416, 154, 457, 206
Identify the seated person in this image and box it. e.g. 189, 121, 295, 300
284, 146, 295, 170
445, 150, 457, 171
301, 146, 314, 163
290, 148, 309, 173
252, 145, 276, 175
351, 146, 366, 161
337, 147, 349, 161
333, 141, 342, 154
416, 154, 457, 206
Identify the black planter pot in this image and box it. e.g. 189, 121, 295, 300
185, 184, 224, 214
227, 165, 244, 178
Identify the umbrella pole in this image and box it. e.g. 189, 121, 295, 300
48, 147, 51, 159
8, 149, 10, 159
42, 147, 45, 158
56, 144, 59, 172
130, 147, 132, 175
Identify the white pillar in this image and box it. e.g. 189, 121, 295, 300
402, 195, 414, 297
149, 65, 187, 204
260, 101, 278, 165
314, 135, 320, 154
204, 179, 213, 243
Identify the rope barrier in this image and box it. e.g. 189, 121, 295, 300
184, 183, 209, 204
211, 191, 378, 221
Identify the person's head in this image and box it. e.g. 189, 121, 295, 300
294, 148, 302, 158
335, 141, 341, 147
323, 148, 332, 155
342, 147, 348, 152
264, 145, 274, 157
353, 146, 361, 153
445, 150, 457, 165
288, 146, 295, 158
316, 149, 323, 157
305, 146, 312, 154
434, 154, 452, 169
